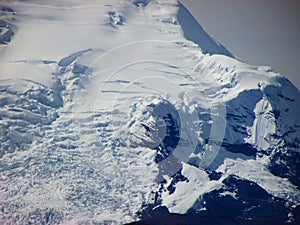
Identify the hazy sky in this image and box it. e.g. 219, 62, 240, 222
181, 0, 300, 90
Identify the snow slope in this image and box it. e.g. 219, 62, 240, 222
0, 0, 299, 224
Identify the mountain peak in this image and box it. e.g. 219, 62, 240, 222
177, 1, 234, 57
0, 1, 299, 225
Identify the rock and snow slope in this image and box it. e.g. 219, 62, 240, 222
0, 0, 299, 224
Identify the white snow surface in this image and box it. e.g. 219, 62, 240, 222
0, 0, 300, 224
161, 163, 222, 213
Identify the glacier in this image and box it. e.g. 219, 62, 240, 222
0, 0, 299, 224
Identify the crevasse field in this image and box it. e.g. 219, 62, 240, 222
0, 0, 299, 224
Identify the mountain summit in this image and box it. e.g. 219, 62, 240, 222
0, 0, 299, 224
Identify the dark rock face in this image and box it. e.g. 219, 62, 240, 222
268, 147, 300, 187
0, 28, 14, 44
222, 142, 257, 157
154, 112, 180, 164
127, 212, 293, 225
137, 173, 296, 225
131, 175, 294, 225
0, 5, 15, 45
263, 77, 300, 190
201, 175, 289, 222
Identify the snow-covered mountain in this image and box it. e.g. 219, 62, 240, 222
0, 0, 299, 224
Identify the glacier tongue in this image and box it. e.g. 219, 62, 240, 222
0, 0, 300, 224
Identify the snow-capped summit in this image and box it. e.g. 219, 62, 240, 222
0, 0, 299, 224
